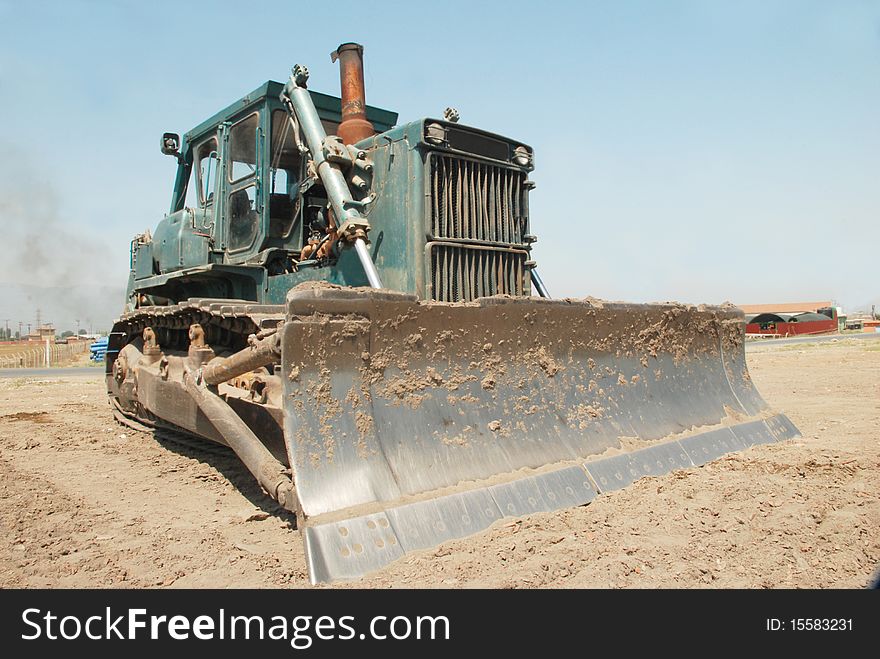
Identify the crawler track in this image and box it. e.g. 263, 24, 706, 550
106, 298, 286, 434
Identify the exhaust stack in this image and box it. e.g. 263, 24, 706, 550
331, 42, 375, 144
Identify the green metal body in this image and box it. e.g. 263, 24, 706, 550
126, 81, 535, 310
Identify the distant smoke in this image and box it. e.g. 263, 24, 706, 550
0, 143, 123, 332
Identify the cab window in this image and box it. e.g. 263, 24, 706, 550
228, 113, 259, 182
196, 138, 219, 206
269, 110, 302, 238
228, 185, 258, 251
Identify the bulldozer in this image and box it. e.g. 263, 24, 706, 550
107, 43, 800, 583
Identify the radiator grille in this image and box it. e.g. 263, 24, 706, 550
429, 243, 527, 302
429, 155, 525, 244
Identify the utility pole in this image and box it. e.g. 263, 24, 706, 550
18, 321, 22, 342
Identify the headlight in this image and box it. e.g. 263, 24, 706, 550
425, 122, 446, 145
513, 145, 532, 168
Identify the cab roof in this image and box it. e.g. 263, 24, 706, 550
183, 80, 398, 144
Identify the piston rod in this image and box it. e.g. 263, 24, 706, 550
353, 237, 383, 289
201, 332, 281, 386
531, 269, 550, 298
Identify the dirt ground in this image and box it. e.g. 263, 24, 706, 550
0, 338, 877, 588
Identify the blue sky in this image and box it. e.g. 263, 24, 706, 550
0, 0, 877, 330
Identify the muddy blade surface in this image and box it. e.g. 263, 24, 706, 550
280, 287, 798, 583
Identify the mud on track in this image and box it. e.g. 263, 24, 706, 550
0, 339, 877, 588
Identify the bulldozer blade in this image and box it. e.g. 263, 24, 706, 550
280, 286, 799, 583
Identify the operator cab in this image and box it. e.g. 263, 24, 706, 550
154, 82, 397, 275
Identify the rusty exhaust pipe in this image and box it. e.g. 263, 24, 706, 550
330, 42, 375, 145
